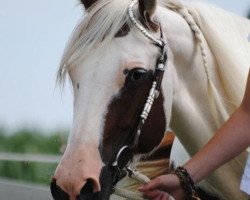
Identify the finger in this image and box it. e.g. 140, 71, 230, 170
155, 191, 169, 200
139, 176, 164, 191
162, 193, 170, 200
142, 189, 163, 199
154, 194, 163, 200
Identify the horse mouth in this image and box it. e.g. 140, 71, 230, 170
50, 182, 107, 200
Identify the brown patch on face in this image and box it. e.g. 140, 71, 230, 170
101, 68, 166, 164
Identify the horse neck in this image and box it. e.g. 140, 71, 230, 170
157, 6, 230, 154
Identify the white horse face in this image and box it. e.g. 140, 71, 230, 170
52, 1, 175, 200
53, 32, 172, 198
68, 33, 160, 146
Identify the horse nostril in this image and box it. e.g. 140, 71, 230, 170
51, 176, 57, 182
50, 179, 70, 200
83, 179, 94, 193
78, 179, 95, 200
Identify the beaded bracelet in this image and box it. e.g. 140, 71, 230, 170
174, 166, 200, 200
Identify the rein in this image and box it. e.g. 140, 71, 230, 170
110, 0, 169, 197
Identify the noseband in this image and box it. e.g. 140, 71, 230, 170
110, 0, 169, 187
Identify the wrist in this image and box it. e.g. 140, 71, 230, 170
174, 166, 200, 200
183, 162, 201, 184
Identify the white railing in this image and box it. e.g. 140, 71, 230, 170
0, 152, 61, 163
0, 152, 60, 200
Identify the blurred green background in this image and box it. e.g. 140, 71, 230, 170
0, 128, 67, 185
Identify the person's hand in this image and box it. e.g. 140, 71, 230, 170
138, 173, 185, 200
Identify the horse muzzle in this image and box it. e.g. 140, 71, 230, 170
51, 142, 103, 200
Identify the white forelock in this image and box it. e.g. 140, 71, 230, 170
58, 0, 132, 84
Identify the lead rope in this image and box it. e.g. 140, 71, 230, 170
113, 168, 175, 200
113, 168, 149, 200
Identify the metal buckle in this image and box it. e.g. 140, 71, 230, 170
112, 146, 133, 170
112, 146, 134, 184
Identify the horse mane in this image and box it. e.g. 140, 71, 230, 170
162, 0, 250, 126
186, 3, 250, 122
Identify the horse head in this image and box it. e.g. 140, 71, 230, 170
51, 0, 201, 199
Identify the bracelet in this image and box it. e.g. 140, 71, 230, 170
174, 166, 200, 200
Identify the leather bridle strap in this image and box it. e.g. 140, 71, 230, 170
110, 0, 168, 186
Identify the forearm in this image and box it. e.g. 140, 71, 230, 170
183, 106, 250, 183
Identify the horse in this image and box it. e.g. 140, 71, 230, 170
51, 0, 250, 199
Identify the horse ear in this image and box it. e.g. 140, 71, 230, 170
79, 0, 98, 10
138, 0, 159, 32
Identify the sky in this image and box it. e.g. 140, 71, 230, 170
0, 0, 249, 133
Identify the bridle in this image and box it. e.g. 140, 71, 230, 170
110, 0, 169, 187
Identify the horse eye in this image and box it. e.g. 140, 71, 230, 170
130, 68, 147, 81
